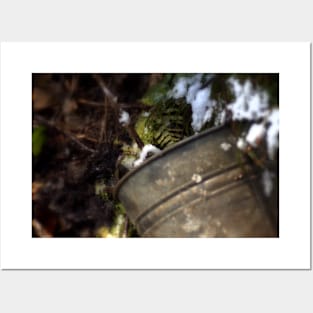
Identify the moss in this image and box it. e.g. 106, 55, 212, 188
134, 113, 154, 145
140, 97, 193, 149
96, 226, 111, 238
115, 202, 126, 215
95, 210, 127, 238
110, 213, 127, 237
94, 180, 110, 201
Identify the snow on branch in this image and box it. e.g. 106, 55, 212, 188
227, 77, 269, 121
170, 74, 217, 132
170, 75, 279, 161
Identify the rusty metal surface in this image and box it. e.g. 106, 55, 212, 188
116, 126, 278, 237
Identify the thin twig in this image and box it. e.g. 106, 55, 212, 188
126, 125, 144, 149
98, 96, 108, 144
120, 102, 151, 110
77, 98, 104, 107
34, 115, 96, 153
93, 74, 118, 104
93, 74, 144, 148
93, 75, 119, 144
75, 133, 98, 143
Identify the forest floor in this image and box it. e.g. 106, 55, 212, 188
32, 74, 157, 237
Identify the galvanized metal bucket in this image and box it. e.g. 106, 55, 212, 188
116, 126, 278, 237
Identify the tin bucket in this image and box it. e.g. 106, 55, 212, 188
116, 126, 278, 237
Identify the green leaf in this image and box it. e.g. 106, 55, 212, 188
141, 74, 176, 105
32, 126, 46, 157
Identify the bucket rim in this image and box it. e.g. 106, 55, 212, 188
115, 124, 231, 199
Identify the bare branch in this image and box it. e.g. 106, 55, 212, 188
93, 74, 118, 104
34, 115, 96, 154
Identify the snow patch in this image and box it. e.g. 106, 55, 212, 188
186, 81, 202, 104
214, 109, 227, 126
227, 78, 269, 121
119, 110, 130, 126
237, 137, 247, 150
192, 174, 202, 183
172, 77, 188, 99
171, 75, 217, 132
220, 142, 232, 151
246, 123, 266, 147
191, 87, 216, 132
266, 109, 279, 160
133, 144, 161, 167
